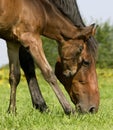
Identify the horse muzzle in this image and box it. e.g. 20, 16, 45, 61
63, 69, 77, 77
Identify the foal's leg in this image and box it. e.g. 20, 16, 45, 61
6, 42, 20, 113
19, 46, 48, 112
19, 33, 72, 114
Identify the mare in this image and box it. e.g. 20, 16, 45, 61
0, 0, 95, 114
19, 0, 100, 114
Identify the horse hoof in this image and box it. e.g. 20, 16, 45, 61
34, 102, 48, 112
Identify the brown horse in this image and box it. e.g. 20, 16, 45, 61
19, 0, 100, 114
0, 0, 95, 114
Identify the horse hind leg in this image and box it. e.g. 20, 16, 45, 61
19, 46, 48, 112
7, 42, 21, 114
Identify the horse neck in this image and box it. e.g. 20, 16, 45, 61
42, 0, 77, 43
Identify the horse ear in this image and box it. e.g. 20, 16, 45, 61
77, 23, 98, 41
90, 23, 98, 36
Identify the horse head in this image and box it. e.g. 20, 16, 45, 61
59, 24, 97, 77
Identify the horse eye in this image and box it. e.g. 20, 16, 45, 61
83, 60, 90, 66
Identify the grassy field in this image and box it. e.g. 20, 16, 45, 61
0, 67, 113, 130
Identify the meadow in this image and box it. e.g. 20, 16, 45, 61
0, 66, 113, 130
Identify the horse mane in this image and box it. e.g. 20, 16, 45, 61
49, 0, 98, 60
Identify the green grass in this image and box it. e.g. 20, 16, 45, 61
0, 67, 113, 130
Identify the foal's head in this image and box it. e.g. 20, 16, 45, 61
59, 24, 96, 77
55, 24, 99, 113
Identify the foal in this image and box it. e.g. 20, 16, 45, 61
0, 0, 96, 114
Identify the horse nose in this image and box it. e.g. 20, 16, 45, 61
89, 106, 96, 113
77, 105, 96, 114
63, 69, 77, 77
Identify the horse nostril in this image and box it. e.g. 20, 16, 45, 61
89, 106, 96, 113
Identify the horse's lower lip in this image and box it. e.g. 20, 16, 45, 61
63, 73, 72, 77
63, 71, 77, 77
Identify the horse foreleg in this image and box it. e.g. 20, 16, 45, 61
19, 33, 72, 114
19, 46, 48, 112
7, 42, 20, 114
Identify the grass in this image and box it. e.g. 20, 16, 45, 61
0, 67, 113, 130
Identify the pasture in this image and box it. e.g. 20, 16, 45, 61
0, 67, 113, 130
